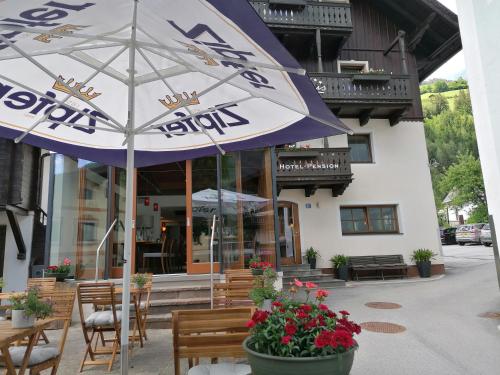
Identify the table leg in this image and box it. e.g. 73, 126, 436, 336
1, 346, 17, 375
18, 332, 37, 375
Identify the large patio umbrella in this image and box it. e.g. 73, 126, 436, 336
0, 0, 350, 372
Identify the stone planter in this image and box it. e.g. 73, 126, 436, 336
244, 337, 357, 375
11, 310, 35, 328
46, 272, 68, 282
416, 261, 432, 278
252, 269, 264, 276
336, 265, 349, 281
261, 299, 273, 312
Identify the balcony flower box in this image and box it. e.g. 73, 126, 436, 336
352, 74, 392, 82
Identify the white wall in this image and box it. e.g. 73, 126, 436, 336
281, 118, 442, 269
0, 212, 33, 293
456, 0, 500, 225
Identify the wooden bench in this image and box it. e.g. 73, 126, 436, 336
172, 307, 254, 375
349, 255, 408, 280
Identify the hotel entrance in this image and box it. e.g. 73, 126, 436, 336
278, 201, 302, 265
47, 149, 278, 279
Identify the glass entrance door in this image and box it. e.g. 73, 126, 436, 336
136, 162, 187, 274
278, 201, 301, 265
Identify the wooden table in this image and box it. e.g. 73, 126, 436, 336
114, 287, 146, 348
0, 318, 57, 374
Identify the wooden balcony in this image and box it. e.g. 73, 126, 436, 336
249, 1, 353, 34
276, 148, 352, 197
308, 73, 415, 126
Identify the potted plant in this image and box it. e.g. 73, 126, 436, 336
244, 280, 361, 375
331, 255, 349, 281
132, 273, 148, 289
305, 247, 320, 269
411, 249, 436, 278
9, 288, 53, 328
45, 257, 72, 281
249, 256, 273, 276
250, 267, 279, 311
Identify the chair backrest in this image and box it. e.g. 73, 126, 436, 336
42, 290, 76, 353
213, 282, 254, 309
172, 307, 254, 372
27, 277, 56, 292
77, 282, 118, 331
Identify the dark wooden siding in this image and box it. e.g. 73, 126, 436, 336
291, 0, 424, 120
0, 139, 39, 211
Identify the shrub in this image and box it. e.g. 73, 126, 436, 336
330, 254, 348, 269
411, 249, 436, 263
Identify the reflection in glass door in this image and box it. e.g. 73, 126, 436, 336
278, 201, 301, 265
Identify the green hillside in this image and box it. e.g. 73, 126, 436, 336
421, 89, 469, 110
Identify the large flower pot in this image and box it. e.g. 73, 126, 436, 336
46, 272, 68, 282
308, 258, 317, 270
336, 265, 349, 281
11, 310, 35, 328
252, 269, 264, 276
244, 337, 357, 375
416, 261, 432, 278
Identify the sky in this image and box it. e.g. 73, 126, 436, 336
428, 0, 466, 81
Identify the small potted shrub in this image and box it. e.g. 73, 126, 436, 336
9, 288, 53, 328
132, 273, 148, 289
411, 249, 436, 278
45, 257, 72, 281
331, 255, 349, 281
250, 267, 279, 311
244, 280, 361, 375
305, 247, 320, 269
249, 256, 273, 276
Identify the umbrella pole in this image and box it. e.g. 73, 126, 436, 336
210, 215, 217, 309
121, 1, 138, 374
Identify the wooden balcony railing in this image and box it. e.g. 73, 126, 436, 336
276, 148, 352, 197
249, 1, 352, 31
308, 73, 413, 103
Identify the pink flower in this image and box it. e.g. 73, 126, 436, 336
305, 281, 318, 289
318, 304, 329, 311
63, 258, 71, 266
294, 279, 303, 288
246, 320, 256, 328
339, 310, 350, 316
316, 289, 329, 300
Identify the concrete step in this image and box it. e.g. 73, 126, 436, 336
148, 297, 211, 314
282, 269, 323, 277
281, 264, 311, 272
149, 286, 210, 300
146, 312, 172, 329
283, 273, 335, 283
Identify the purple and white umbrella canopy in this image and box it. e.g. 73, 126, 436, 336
0, 0, 350, 372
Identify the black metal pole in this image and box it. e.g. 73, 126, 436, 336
271, 146, 281, 272
216, 153, 224, 273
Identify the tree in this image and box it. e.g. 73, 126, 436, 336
424, 94, 449, 118
434, 80, 449, 92
454, 90, 473, 114
439, 154, 486, 209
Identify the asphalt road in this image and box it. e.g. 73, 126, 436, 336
337, 243, 500, 375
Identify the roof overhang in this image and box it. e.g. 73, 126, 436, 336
373, 0, 462, 81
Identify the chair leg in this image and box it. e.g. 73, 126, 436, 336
40, 331, 50, 344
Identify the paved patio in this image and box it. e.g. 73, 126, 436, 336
51, 245, 500, 375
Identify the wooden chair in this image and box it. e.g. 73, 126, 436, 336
0, 290, 76, 375
77, 282, 121, 372
172, 307, 254, 375
27, 278, 57, 293
213, 282, 255, 309
225, 269, 254, 284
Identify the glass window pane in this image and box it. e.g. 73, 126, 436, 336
340, 208, 352, 221
49, 155, 108, 280
368, 207, 382, 221
341, 221, 354, 233
348, 135, 372, 163
353, 220, 369, 232
352, 208, 366, 221
192, 157, 218, 265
